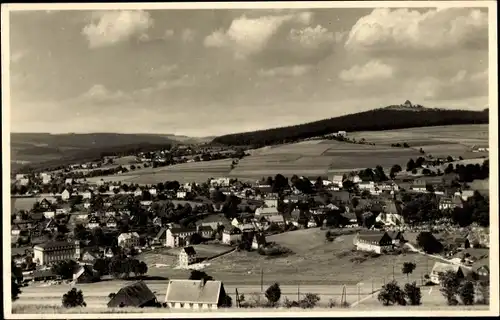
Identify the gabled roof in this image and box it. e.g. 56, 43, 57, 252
472, 257, 490, 273
431, 262, 461, 275
169, 227, 197, 234
181, 246, 196, 255
357, 232, 390, 243
165, 280, 223, 304
107, 281, 156, 308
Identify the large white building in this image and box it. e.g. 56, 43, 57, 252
117, 232, 140, 248
33, 241, 81, 266
354, 232, 393, 254
164, 280, 227, 309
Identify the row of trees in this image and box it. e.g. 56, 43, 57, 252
212, 108, 488, 147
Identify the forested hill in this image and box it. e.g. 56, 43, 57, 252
211, 107, 489, 147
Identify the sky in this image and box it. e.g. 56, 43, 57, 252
8, 6, 490, 137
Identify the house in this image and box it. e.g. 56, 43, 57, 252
73, 265, 99, 283
330, 175, 344, 188
65, 178, 74, 185
165, 227, 197, 248
341, 211, 359, 227
176, 190, 187, 199
133, 187, 143, 197
118, 232, 140, 248
255, 206, 279, 217
164, 279, 228, 309
19, 178, 30, 186
33, 240, 81, 265
461, 190, 475, 201
251, 233, 267, 250
266, 214, 286, 226
195, 214, 231, 231
430, 262, 466, 284
44, 218, 58, 232
140, 200, 153, 207
39, 198, 54, 210
411, 179, 427, 192
358, 181, 375, 190
472, 258, 489, 281
15, 174, 26, 181
108, 281, 158, 308
106, 216, 118, 229
439, 197, 460, 210
41, 173, 52, 184
11, 224, 21, 236
153, 216, 163, 227
386, 231, 405, 245
81, 189, 93, 199
154, 227, 168, 244
178, 246, 197, 268
354, 232, 393, 254
222, 226, 242, 245
149, 188, 158, 196
87, 216, 100, 229
264, 196, 279, 208
375, 213, 405, 227
43, 211, 56, 219
61, 189, 71, 201
80, 250, 100, 265
104, 248, 115, 259
210, 177, 231, 187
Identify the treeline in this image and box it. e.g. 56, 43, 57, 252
212, 108, 488, 147
16, 143, 173, 173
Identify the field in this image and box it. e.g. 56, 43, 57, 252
59, 124, 488, 185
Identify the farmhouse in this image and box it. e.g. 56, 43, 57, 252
330, 175, 344, 188
439, 197, 463, 210
354, 232, 393, 254
108, 281, 158, 308
222, 226, 242, 244
177, 190, 187, 199
164, 279, 228, 309
255, 206, 279, 217
106, 216, 118, 229
33, 240, 81, 266
61, 189, 72, 200
430, 262, 466, 284
87, 216, 100, 229
178, 246, 197, 268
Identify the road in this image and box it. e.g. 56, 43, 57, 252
15, 281, 377, 308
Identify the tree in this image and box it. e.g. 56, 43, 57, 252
444, 163, 454, 174
402, 262, 416, 281
93, 258, 109, 276
476, 280, 489, 305
265, 283, 281, 306
439, 270, 461, 305
458, 281, 475, 305
404, 282, 421, 306
52, 260, 78, 280
406, 159, 416, 172
136, 261, 148, 278
11, 262, 23, 301
390, 164, 402, 179
377, 281, 406, 306
62, 288, 86, 308
299, 293, 320, 308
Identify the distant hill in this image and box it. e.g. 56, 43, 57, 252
211, 103, 489, 147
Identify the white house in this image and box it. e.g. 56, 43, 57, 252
81, 190, 93, 199
263, 197, 279, 208
134, 188, 143, 197
149, 188, 158, 196
354, 232, 393, 254
117, 232, 140, 248
15, 174, 25, 181
87, 216, 100, 229
461, 190, 475, 201
41, 174, 52, 184
411, 179, 428, 192
177, 191, 187, 199
65, 178, 73, 185
165, 227, 197, 248
43, 211, 56, 219
19, 178, 30, 186
164, 280, 226, 309
255, 206, 279, 217
222, 227, 242, 245
106, 216, 118, 229
61, 189, 71, 201
430, 262, 466, 285
358, 181, 375, 190
210, 177, 231, 187
330, 175, 344, 188
178, 246, 197, 268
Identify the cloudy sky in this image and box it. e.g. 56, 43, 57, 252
9, 6, 489, 136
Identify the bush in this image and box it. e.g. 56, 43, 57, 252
476, 281, 489, 305
265, 283, 281, 307
378, 281, 406, 306
299, 293, 320, 309
404, 282, 422, 305
257, 244, 292, 257
458, 281, 475, 305
438, 270, 461, 305
62, 288, 86, 308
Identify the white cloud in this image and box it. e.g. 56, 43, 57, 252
345, 8, 488, 52
204, 12, 312, 58
339, 60, 394, 82
77, 84, 129, 104
181, 28, 196, 42
416, 69, 488, 100
163, 29, 175, 39
258, 65, 313, 77
289, 25, 339, 49
82, 10, 153, 48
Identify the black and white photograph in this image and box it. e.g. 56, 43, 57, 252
2, 1, 498, 317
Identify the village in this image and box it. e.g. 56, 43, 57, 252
10, 143, 490, 310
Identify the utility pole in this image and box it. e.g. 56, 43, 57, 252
392, 264, 395, 281
357, 284, 360, 304
297, 283, 300, 300
235, 288, 239, 308
260, 267, 264, 302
